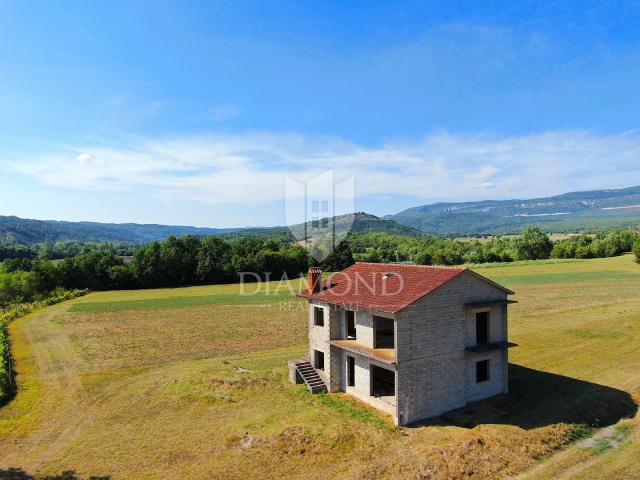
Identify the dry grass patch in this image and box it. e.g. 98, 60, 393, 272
62, 302, 307, 370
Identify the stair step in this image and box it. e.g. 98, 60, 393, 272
294, 361, 327, 394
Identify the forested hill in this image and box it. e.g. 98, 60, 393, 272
0, 212, 419, 246
0, 216, 240, 245
388, 186, 640, 235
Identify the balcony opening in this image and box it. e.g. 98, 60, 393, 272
476, 311, 489, 345
345, 310, 356, 339
370, 364, 395, 398
314, 350, 325, 370
347, 356, 355, 386
373, 316, 394, 348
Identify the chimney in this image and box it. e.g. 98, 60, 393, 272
308, 267, 323, 294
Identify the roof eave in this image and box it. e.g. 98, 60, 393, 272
305, 297, 398, 315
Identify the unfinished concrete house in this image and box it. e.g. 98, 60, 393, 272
289, 263, 516, 426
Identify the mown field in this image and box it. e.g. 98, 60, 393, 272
0, 256, 639, 479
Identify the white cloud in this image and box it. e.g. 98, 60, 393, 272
75, 153, 105, 166
11, 130, 640, 206
75, 153, 91, 164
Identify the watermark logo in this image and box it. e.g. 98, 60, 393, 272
284, 170, 355, 261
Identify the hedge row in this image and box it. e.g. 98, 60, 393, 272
0, 288, 89, 404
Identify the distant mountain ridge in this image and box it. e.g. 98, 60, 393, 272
2, 186, 640, 244
0, 212, 419, 245
388, 186, 640, 235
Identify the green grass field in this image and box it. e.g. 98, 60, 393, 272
0, 255, 639, 479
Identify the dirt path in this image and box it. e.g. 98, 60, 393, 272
0, 304, 91, 469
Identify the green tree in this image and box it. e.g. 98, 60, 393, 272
61, 251, 124, 290
633, 238, 640, 263
321, 241, 355, 271
0, 258, 33, 273
159, 236, 201, 286
414, 250, 432, 265
107, 264, 136, 289
132, 241, 164, 287
514, 227, 553, 260
197, 237, 232, 283
31, 259, 60, 292
0, 271, 40, 305
0, 243, 35, 261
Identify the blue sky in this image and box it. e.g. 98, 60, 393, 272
1, 1, 640, 227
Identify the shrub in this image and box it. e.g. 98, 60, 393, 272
0, 324, 10, 404
633, 239, 640, 263
575, 245, 594, 259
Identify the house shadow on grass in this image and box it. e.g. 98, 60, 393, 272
0, 469, 110, 480
418, 364, 637, 430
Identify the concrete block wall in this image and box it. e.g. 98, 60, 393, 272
463, 303, 509, 400
308, 302, 330, 385
396, 271, 509, 424
316, 306, 393, 349
329, 307, 342, 341
397, 351, 466, 423
308, 301, 343, 392
343, 353, 397, 418
465, 349, 508, 402
464, 304, 507, 346
345, 353, 369, 398
354, 310, 375, 347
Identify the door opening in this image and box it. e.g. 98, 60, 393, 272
476, 311, 489, 345
347, 356, 355, 386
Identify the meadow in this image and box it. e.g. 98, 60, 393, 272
0, 256, 639, 479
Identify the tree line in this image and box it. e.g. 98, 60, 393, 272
0, 240, 137, 261
0, 235, 353, 306
349, 227, 640, 265
1, 227, 639, 306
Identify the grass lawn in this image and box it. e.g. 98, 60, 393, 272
0, 255, 639, 479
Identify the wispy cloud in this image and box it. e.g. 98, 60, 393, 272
10, 130, 640, 205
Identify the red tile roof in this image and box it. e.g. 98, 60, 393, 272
298, 262, 512, 314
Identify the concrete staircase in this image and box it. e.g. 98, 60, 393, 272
294, 360, 327, 393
